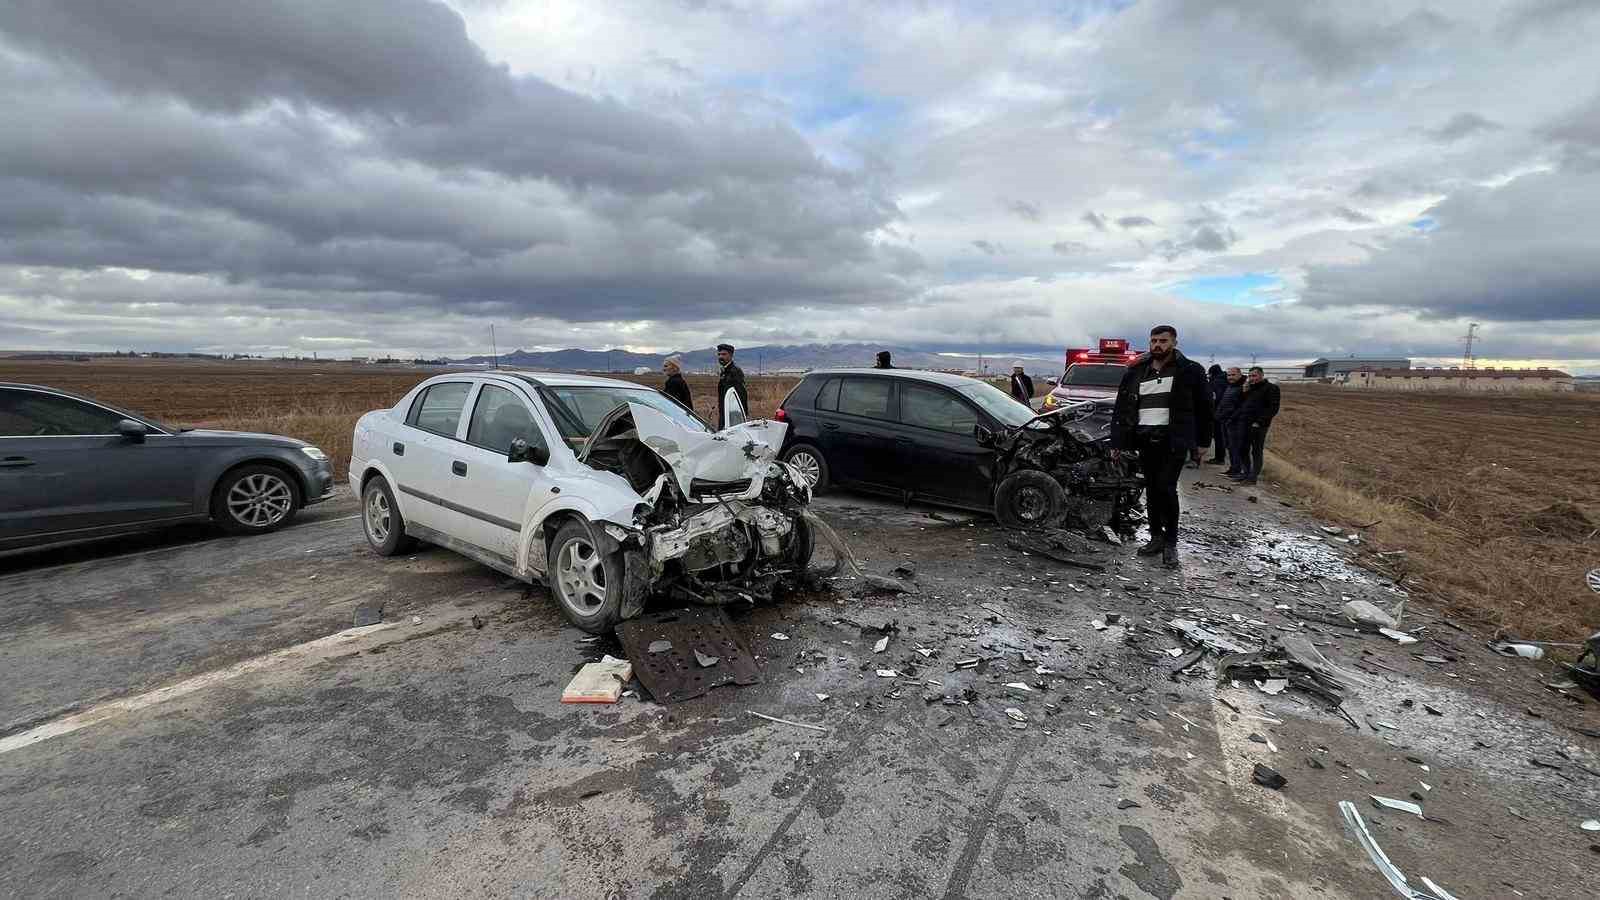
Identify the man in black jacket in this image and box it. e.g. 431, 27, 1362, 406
661, 355, 692, 410
1215, 367, 1245, 472
715, 343, 748, 428
874, 350, 894, 369
1229, 366, 1280, 485
1205, 364, 1227, 464
1110, 325, 1213, 566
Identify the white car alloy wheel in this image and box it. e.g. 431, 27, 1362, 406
556, 535, 608, 614
227, 472, 294, 527
365, 486, 392, 544
786, 449, 822, 487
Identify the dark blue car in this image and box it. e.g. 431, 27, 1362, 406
1, 383, 335, 552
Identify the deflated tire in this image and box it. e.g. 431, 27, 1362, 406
994, 470, 1069, 529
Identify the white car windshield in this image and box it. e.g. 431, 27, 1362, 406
954, 381, 1036, 428
540, 385, 709, 451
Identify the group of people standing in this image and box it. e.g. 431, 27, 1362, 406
1204, 363, 1280, 485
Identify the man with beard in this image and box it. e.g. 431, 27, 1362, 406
1110, 325, 1213, 566
1228, 366, 1280, 486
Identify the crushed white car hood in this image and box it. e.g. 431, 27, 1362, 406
625, 403, 789, 498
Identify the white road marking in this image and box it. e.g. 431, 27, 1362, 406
0, 621, 397, 755
5, 513, 361, 578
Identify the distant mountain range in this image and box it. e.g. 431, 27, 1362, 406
451, 343, 1056, 374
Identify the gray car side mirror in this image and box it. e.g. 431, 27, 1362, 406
507, 437, 549, 466
116, 419, 148, 443
973, 424, 994, 447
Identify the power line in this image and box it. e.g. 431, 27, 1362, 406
1460, 322, 1479, 370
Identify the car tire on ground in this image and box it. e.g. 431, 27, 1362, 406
549, 519, 628, 634
785, 514, 815, 571
993, 470, 1069, 530
212, 464, 301, 535
361, 475, 417, 556
782, 443, 830, 493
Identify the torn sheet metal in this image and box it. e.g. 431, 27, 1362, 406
1338, 800, 1457, 900
616, 607, 762, 703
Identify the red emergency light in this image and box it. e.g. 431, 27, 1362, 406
1098, 338, 1129, 354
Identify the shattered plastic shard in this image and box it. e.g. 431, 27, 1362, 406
1004, 682, 1034, 692
1379, 628, 1419, 645
1252, 764, 1287, 790
876, 669, 899, 678
874, 636, 889, 653
1256, 679, 1288, 695
815, 693, 830, 702
771, 633, 790, 641
694, 650, 720, 668
1583, 819, 1600, 832
648, 640, 673, 654
1005, 708, 1028, 722
1370, 796, 1424, 818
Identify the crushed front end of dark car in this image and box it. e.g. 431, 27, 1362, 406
981, 399, 1143, 535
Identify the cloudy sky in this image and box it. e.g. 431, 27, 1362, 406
3, 0, 1598, 370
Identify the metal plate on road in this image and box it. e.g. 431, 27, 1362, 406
616, 607, 763, 704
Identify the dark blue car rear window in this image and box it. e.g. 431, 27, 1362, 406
815, 377, 840, 411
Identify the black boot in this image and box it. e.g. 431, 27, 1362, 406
1137, 540, 1165, 556
1162, 544, 1178, 567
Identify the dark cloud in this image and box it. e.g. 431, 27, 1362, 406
1050, 240, 1089, 255
1425, 112, 1503, 142
0, 0, 909, 326
1081, 210, 1108, 232
971, 239, 1000, 255
1152, 224, 1240, 260
1115, 215, 1155, 229
1005, 199, 1042, 222
1304, 169, 1600, 321
1543, 92, 1600, 169
1332, 206, 1375, 223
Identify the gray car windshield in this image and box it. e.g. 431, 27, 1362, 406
1063, 364, 1125, 387
539, 386, 709, 451
954, 381, 1036, 428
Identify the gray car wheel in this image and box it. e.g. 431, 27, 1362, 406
213, 464, 301, 535
549, 519, 627, 634
361, 476, 416, 556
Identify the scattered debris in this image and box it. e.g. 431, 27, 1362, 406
1004, 682, 1034, 692
1379, 628, 1418, 645
561, 656, 634, 704
1339, 801, 1460, 900
876, 669, 899, 678
873, 636, 889, 653
748, 710, 827, 733
1491, 641, 1545, 660
352, 604, 383, 628
1005, 708, 1028, 722
1343, 598, 1405, 630
1117, 798, 1141, 809
1168, 619, 1255, 655
471, 614, 485, 630
1255, 679, 1288, 695
648, 640, 673, 654
1370, 796, 1424, 819
410, 615, 422, 625
1252, 764, 1287, 790
1218, 634, 1361, 712
1007, 531, 1108, 572
771, 632, 790, 641
1564, 631, 1600, 700
694, 650, 720, 668
1581, 819, 1600, 832
814, 693, 830, 702
1306, 757, 1326, 770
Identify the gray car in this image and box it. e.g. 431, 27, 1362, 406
0, 382, 335, 552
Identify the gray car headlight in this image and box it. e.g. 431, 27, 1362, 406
300, 446, 329, 461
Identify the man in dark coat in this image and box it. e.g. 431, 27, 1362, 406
1228, 366, 1280, 485
874, 350, 894, 369
661, 356, 692, 410
1215, 367, 1245, 474
1205, 364, 1228, 464
1008, 362, 1034, 405
715, 343, 748, 428
1110, 324, 1213, 566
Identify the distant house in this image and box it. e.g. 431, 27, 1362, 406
1342, 366, 1575, 393
1304, 356, 1411, 379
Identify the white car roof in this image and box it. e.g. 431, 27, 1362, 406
481, 370, 652, 389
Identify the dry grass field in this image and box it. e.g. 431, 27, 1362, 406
1265, 385, 1599, 641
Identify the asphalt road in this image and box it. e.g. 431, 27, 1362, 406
1, 480, 1596, 898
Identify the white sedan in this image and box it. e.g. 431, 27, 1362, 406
349, 371, 813, 632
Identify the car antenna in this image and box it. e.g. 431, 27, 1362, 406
490, 324, 499, 369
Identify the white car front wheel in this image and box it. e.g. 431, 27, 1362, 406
549, 519, 627, 634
